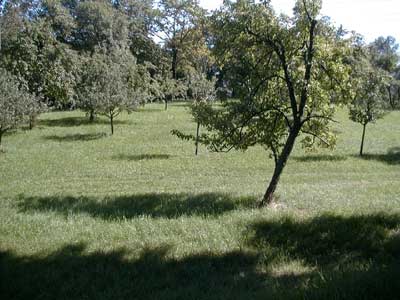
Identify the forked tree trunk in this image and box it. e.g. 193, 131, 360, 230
195, 121, 200, 156
360, 123, 367, 156
260, 126, 301, 207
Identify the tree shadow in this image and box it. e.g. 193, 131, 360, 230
292, 154, 347, 162
0, 243, 272, 300
17, 193, 256, 220
39, 117, 128, 127
247, 213, 400, 266
43, 133, 107, 142
245, 213, 400, 299
355, 147, 400, 165
137, 107, 165, 113
112, 154, 172, 161
2, 213, 400, 300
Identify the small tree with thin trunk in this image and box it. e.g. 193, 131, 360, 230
0, 69, 34, 146
160, 76, 187, 110
172, 72, 216, 155
77, 45, 149, 134
349, 65, 388, 156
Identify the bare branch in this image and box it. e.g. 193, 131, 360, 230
300, 129, 331, 147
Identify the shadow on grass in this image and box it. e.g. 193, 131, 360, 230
112, 153, 172, 161
39, 117, 128, 127
292, 154, 347, 162
356, 147, 400, 165
17, 193, 256, 219
0, 244, 268, 300
247, 213, 400, 266
2, 213, 400, 300
245, 213, 400, 299
43, 132, 107, 142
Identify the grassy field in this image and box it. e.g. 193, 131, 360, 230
1, 103, 400, 299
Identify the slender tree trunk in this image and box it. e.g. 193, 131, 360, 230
172, 48, 178, 80
195, 121, 200, 156
360, 123, 367, 156
110, 114, 114, 135
388, 86, 394, 109
29, 115, 36, 130
89, 110, 95, 122
260, 126, 301, 207
165, 99, 168, 111
0, 130, 3, 146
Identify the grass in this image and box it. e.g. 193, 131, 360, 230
1, 103, 400, 299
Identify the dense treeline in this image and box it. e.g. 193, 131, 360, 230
0, 0, 214, 110
0, 0, 399, 205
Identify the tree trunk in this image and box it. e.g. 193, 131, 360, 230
195, 121, 200, 156
260, 126, 301, 207
110, 114, 114, 135
165, 99, 168, 111
388, 86, 394, 109
172, 48, 178, 80
0, 130, 2, 146
29, 115, 36, 130
89, 110, 95, 122
360, 123, 367, 156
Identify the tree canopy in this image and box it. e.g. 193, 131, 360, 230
175, 0, 354, 205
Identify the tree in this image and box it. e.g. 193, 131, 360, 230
0, 10, 77, 109
73, 0, 129, 52
0, 69, 35, 146
154, 0, 204, 80
368, 36, 400, 109
76, 45, 149, 134
349, 61, 389, 156
175, 0, 352, 206
173, 72, 216, 155
158, 76, 187, 110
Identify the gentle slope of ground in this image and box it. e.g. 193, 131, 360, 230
1, 103, 400, 299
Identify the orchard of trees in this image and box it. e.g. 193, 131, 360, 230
1, 0, 399, 206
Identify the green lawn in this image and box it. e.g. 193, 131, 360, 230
1, 103, 400, 299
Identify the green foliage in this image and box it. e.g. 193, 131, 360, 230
368, 36, 400, 109
348, 45, 389, 126
0, 17, 77, 108
195, 0, 352, 154
73, 0, 129, 51
155, 0, 206, 79
172, 0, 355, 203
76, 45, 150, 134
0, 68, 37, 143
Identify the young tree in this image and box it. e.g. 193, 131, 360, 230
77, 46, 149, 134
159, 76, 187, 110
0, 69, 35, 146
173, 72, 216, 155
175, 0, 353, 206
368, 36, 400, 109
349, 63, 389, 156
